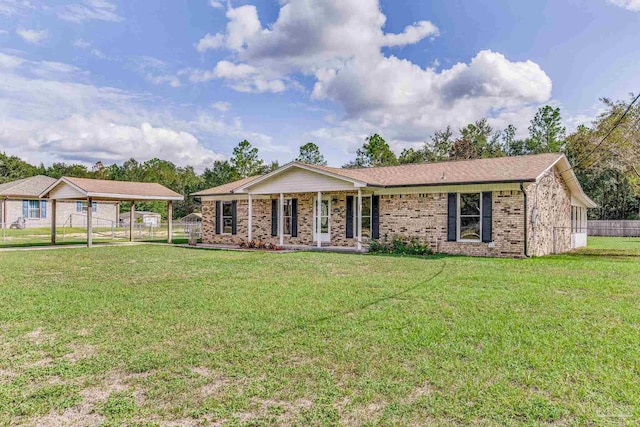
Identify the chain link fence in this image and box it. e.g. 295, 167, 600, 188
0, 219, 201, 247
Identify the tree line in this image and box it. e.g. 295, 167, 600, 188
1, 97, 638, 220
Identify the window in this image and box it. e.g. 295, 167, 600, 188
77, 202, 97, 213
283, 199, 293, 235
350, 196, 372, 238
222, 201, 233, 234
28, 200, 41, 219
458, 193, 481, 241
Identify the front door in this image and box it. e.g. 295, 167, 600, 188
313, 197, 331, 242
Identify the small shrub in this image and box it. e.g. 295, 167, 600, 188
239, 240, 282, 251
368, 235, 433, 256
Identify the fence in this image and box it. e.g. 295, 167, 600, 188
588, 220, 640, 237
1, 219, 201, 247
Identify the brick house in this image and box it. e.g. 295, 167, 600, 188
192, 153, 596, 257
0, 175, 119, 229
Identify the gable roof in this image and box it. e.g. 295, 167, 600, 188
191, 153, 596, 207
0, 175, 56, 198
191, 175, 262, 196
40, 177, 183, 201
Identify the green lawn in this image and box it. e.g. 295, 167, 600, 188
0, 238, 638, 426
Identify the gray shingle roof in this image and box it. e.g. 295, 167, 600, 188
0, 175, 57, 197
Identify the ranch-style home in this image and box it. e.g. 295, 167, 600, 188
193, 153, 596, 257
0, 175, 119, 229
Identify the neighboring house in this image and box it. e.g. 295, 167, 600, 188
181, 212, 202, 238
120, 211, 161, 227
0, 176, 119, 229
192, 153, 596, 258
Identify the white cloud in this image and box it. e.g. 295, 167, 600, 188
73, 38, 91, 48
381, 21, 439, 47
212, 101, 230, 112
59, 0, 123, 23
183, 61, 286, 93
200, 0, 553, 148
196, 33, 224, 52
146, 73, 181, 88
0, 0, 35, 16
209, 0, 224, 9
0, 52, 278, 169
16, 28, 48, 44
608, 0, 640, 11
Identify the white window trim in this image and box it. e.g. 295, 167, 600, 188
351, 195, 373, 238
457, 192, 482, 243
283, 198, 293, 237
27, 200, 41, 219
220, 201, 233, 235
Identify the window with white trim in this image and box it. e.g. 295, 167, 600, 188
28, 200, 41, 219
352, 196, 372, 238
458, 193, 481, 241
222, 201, 233, 234
283, 199, 293, 235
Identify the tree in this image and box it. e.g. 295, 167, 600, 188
527, 105, 566, 153
399, 147, 429, 164
0, 152, 38, 183
344, 134, 398, 168
230, 140, 267, 178
202, 160, 239, 189
502, 125, 528, 156
449, 119, 503, 160
296, 142, 327, 165
430, 126, 454, 161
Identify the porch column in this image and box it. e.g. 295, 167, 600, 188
279, 193, 284, 246
51, 200, 57, 245
317, 191, 322, 248
130, 201, 135, 242
2, 197, 6, 229
248, 194, 253, 241
357, 189, 362, 250
87, 197, 93, 247
167, 200, 173, 244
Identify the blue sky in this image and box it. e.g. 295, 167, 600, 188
0, 0, 638, 169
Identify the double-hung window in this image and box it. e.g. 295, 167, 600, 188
28, 200, 41, 219
361, 196, 372, 238
283, 199, 293, 235
458, 193, 481, 241
222, 201, 233, 234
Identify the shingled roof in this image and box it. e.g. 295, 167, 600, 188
0, 175, 56, 198
41, 177, 183, 201
191, 175, 262, 196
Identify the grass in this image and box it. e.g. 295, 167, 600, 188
0, 237, 638, 425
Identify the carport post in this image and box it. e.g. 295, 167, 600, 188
130, 201, 135, 242
167, 200, 173, 244
87, 197, 93, 247
51, 200, 57, 245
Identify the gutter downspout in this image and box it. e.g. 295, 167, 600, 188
520, 182, 529, 258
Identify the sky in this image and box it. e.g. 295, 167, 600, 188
0, 0, 638, 170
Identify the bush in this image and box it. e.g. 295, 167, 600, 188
368, 235, 433, 256
239, 240, 282, 251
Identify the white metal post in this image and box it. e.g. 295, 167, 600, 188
87, 197, 93, 247
357, 188, 362, 250
248, 194, 253, 241
279, 193, 284, 246
317, 191, 322, 248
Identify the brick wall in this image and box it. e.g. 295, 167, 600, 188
378, 191, 526, 258
526, 169, 572, 256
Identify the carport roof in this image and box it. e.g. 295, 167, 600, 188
40, 177, 183, 201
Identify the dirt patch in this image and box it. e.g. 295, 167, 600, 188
63, 343, 97, 364
232, 397, 314, 425
0, 367, 18, 383
27, 371, 149, 427
24, 327, 54, 345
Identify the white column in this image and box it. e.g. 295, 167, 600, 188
130, 201, 135, 242
357, 189, 362, 250
167, 200, 173, 244
87, 197, 93, 247
279, 193, 284, 246
248, 194, 253, 241
51, 200, 57, 245
317, 191, 322, 248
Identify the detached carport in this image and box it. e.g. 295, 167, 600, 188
40, 177, 183, 247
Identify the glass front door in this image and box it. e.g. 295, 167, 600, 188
313, 197, 331, 242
